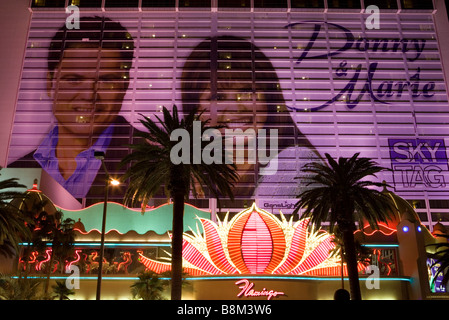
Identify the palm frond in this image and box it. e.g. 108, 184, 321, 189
120, 105, 238, 210
0, 170, 29, 257
427, 235, 449, 290
294, 153, 397, 233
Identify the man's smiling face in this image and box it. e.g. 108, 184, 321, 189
48, 47, 129, 136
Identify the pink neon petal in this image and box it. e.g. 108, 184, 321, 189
274, 219, 309, 274
201, 219, 238, 274
289, 236, 335, 275
241, 212, 273, 274
182, 238, 224, 275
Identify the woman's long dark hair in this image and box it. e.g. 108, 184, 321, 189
180, 35, 315, 151
180, 36, 319, 198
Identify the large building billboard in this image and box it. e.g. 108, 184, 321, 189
6, 9, 449, 224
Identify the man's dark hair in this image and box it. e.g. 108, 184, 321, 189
47, 16, 134, 77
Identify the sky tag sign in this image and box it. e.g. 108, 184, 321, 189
389, 139, 449, 190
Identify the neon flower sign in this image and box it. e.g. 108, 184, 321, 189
138, 203, 364, 276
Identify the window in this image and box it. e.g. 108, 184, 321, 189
408, 199, 427, 209
291, 0, 325, 8
401, 0, 434, 9
72, 0, 102, 7
429, 200, 449, 209
431, 213, 449, 222
142, 0, 176, 7
105, 0, 139, 7
364, 0, 398, 9
218, 0, 250, 8
31, 0, 65, 7
179, 0, 211, 7
254, 0, 288, 8
327, 0, 362, 9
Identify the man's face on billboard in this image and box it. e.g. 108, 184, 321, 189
47, 47, 129, 136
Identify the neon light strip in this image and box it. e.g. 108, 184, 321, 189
19, 242, 171, 247
75, 243, 171, 247
184, 276, 413, 282
11, 276, 142, 281
362, 244, 399, 248
55, 201, 210, 214
76, 228, 128, 235
354, 225, 397, 236
12, 275, 412, 283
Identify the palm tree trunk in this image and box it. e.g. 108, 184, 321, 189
340, 250, 344, 289
170, 190, 185, 300
21, 245, 32, 281
342, 229, 362, 300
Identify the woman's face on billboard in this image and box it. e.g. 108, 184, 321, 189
196, 81, 269, 175
197, 82, 268, 133
47, 47, 128, 136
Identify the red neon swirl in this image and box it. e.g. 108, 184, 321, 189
36, 249, 52, 271
66, 249, 82, 271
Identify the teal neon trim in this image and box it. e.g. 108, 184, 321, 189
59, 202, 210, 235
12, 275, 412, 283
184, 276, 412, 282
19, 242, 171, 247
20, 242, 396, 249
74, 243, 171, 247
362, 244, 399, 248
12, 276, 141, 281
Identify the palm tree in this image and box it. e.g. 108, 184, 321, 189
293, 153, 397, 300
0, 170, 29, 258
131, 271, 167, 300
329, 229, 346, 289
0, 274, 42, 300
120, 105, 238, 300
330, 229, 373, 290
160, 269, 191, 294
18, 202, 53, 280
52, 280, 75, 300
428, 235, 449, 292
40, 211, 76, 294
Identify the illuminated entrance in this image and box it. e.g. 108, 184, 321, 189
14, 197, 433, 299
